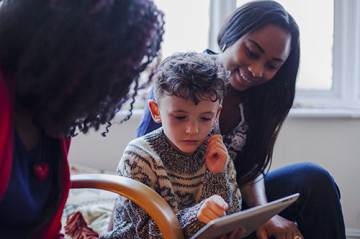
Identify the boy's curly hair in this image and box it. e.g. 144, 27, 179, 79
154, 52, 228, 105
0, 0, 164, 136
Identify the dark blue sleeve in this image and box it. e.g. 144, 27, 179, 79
134, 85, 162, 138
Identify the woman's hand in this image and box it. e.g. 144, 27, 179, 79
219, 228, 247, 239
206, 134, 228, 173
256, 215, 304, 239
197, 195, 229, 224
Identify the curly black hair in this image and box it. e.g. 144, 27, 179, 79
154, 52, 228, 106
0, 0, 164, 137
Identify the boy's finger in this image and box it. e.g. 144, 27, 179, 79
203, 205, 226, 220
207, 147, 227, 163
208, 141, 227, 154
212, 195, 229, 210
203, 198, 227, 217
207, 135, 223, 146
197, 212, 213, 224
207, 139, 224, 150
207, 139, 226, 157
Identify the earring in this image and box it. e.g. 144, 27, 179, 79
221, 44, 227, 52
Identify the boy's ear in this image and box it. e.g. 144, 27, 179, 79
148, 100, 162, 123
216, 104, 222, 117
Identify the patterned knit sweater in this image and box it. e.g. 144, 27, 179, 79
100, 128, 241, 239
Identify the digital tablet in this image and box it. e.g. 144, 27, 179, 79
191, 193, 300, 239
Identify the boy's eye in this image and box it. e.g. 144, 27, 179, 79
173, 115, 186, 120
201, 117, 212, 121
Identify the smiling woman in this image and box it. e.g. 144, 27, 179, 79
221, 24, 291, 91
236, 0, 333, 91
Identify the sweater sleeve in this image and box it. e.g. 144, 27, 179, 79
100, 142, 163, 239
105, 186, 206, 239
202, 157, 242, 217
175, 201, 205, 238
177, 158, 241, 239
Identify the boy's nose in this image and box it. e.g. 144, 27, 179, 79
185, 121, 199, 134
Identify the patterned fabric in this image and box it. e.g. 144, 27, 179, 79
212, 103, 248, 161
62, 189, 116, 238
100, 128, 241, 239
61, 164, 118, 238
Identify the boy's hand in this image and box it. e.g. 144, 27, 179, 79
197, 195, 229, 224
206, 134, 228, 173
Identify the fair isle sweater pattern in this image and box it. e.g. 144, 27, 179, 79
100, 128, 241, 239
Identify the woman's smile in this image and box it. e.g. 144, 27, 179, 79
232, 68, 255, 88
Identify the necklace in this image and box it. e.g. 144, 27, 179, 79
14, 106, 50, 181
33, 163, 49, 181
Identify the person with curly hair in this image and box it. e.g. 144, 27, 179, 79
135, 1, 346, 238
0, 0, 164, 238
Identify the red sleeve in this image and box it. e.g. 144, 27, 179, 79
0, 73, 14, 201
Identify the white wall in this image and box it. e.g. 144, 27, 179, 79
273, 115, 360, 237
68, 112, 143, 173
68, 111, 360, 237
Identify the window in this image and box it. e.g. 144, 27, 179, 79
292, 0, 360, 109
123, 0, 211, 111
153, 0, 210, 58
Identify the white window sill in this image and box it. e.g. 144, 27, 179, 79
289, 108, 360, 119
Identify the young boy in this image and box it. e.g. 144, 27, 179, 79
101, 52, 242, 239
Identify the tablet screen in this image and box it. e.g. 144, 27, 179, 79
191, 193, 300, 239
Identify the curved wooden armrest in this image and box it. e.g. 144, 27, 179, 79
70, 174, 184, 239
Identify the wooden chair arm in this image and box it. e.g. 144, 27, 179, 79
70, 174, 184, 239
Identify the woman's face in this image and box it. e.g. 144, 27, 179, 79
222, 24, 291, 91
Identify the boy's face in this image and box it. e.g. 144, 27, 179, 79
149, 94, 222, 156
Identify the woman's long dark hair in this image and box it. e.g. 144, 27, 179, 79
0, 0, 164, 137
217, 0, 300, 186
